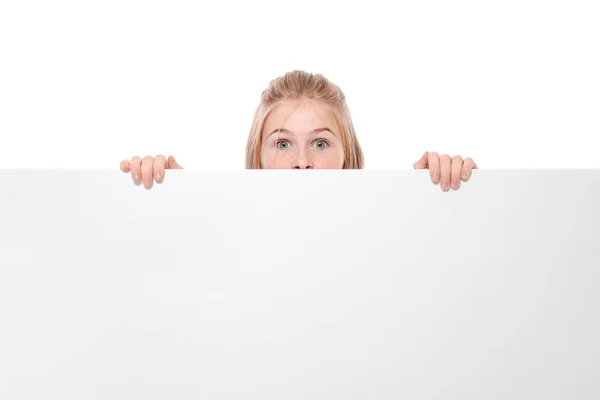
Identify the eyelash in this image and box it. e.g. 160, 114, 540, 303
276, 139, 330, 149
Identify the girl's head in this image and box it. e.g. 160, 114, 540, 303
245, 70, 364, 169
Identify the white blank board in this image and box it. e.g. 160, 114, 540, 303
0, 170, 599, 399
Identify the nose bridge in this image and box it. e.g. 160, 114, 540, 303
292, 145, 313, 169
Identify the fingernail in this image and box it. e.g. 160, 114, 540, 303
433, 173, 439, 182
453, 180, 459, 189
155, 172, 161, 181
442, 182, 449, 191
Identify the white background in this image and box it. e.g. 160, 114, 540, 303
1, 0, 599, 170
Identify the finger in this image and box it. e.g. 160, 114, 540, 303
462, 158, 477, 181
141, 156, 155, 189
129, 157, 142, 184
451, 155, 463, 190
413, 151, 429, 169
167, 155, 183, 169
428, 152, 440, 183
439, 154, 452, 191
154, 154, 167, 183
120, 160, 130, 173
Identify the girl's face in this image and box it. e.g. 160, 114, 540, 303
260, 99, 345, 169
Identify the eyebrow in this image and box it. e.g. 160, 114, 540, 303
266, 127, 336, 138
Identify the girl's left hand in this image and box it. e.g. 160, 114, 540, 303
413, 151, 478, 191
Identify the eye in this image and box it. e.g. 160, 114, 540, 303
276, 140, 291, 149
314, 139, 329, 149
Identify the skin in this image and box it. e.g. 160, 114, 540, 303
260, 99, 345, 169
120, 99, 478, 190
120, 155, 182, 189
413, 151, 478, 191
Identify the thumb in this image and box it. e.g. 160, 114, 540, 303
167, 156, 183, 169
413, 151, 429, 169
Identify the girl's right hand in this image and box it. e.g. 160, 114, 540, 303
120, 155, 183, 188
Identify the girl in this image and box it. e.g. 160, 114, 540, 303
120, 70, 478, 191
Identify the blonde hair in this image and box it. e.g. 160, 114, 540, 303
245, 70, 364, 169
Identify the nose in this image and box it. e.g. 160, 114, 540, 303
292, 151, 313, 169
292, 160, 313, 169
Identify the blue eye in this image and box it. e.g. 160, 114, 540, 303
314, 140, 328, 149
277, 140, 290, 149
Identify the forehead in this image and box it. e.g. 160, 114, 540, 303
263, 99, 338, 134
